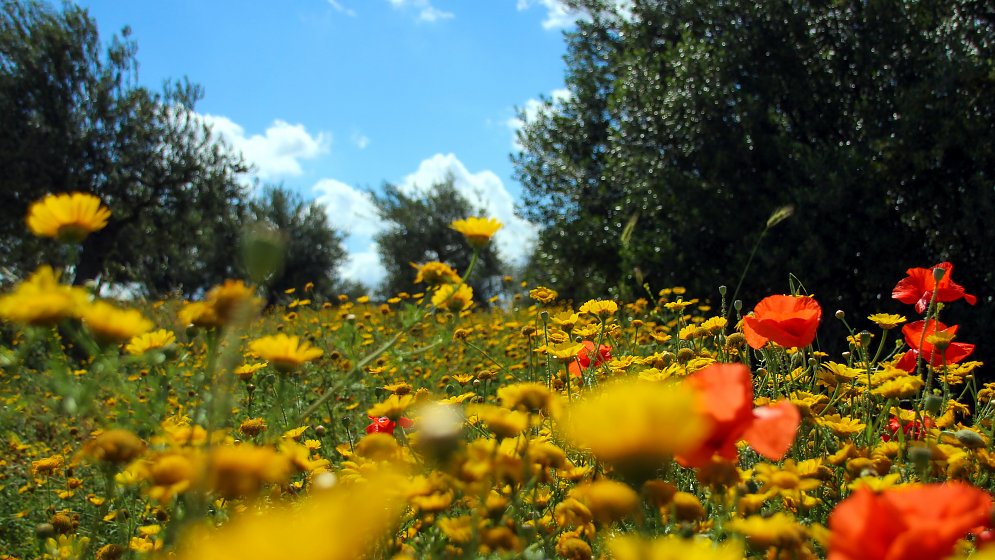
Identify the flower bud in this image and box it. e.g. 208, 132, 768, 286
924, 394, 943, 416
241, 224, 285, 284
718, 285, 727, 297
835, 310, 846, 320
954, 429, 986, 449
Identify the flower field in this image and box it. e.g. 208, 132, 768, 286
2, 194, 995, 560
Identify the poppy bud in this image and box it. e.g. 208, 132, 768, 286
954, 429, 986, 449
718, 285, 727, 297
835, 310, 846, 320
733, 300, 743, 312
924, 394, 943, 415
909, 445, 932, 471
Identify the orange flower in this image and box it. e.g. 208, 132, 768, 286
677, 363, 800, 468
892, 262, 976, 314
895, 319, 974, 372
742, 295, 822, 349
828, 482, 992, 560
567, 340, 612, 377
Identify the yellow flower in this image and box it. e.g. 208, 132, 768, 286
368, 394, 414, 421
868, 313, 907, 330
247, 334, 323, 372
239, 418, 268, 437
608, 535, 743, 560
814, 413, 866, 436
529, 286, 558, 304
545, 341, 586, 362
0, 266, 89, 326
412, 261, 461, 285
125, 329, 176, 356
31, 454, 65, 476
871, 374, 924, 399
560, 379, 709, 481
727, 512, 807, 549
178, 301, 220, 328
171, 476, 401, 560
568, 479, 640, 525
27, 192, 110, 242
467, 404, 529, 439
81, 429, 146, 465
431, 283, 474, 312
450, 216, 502, 247
232, 362, 268, 381
205, 279, 261, 324
205, 444, 291, 499
80, 300, 154, 343
578, 299, 618, 319
497, 382, 556, 414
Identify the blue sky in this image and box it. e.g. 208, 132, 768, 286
73, 0, 582, 288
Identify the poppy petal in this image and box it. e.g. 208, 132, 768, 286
743, 400, 800, 460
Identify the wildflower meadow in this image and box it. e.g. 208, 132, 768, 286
2, 192, 995, 560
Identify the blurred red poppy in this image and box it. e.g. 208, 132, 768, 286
895, 319, 975, 372
742, 295, 822, 349
567, 340, 612, 377
880, 416, 934, 442
677, 363, 800, 468
892, 262, 976, 314
828, 482, 992, 560
365, 416, 414, 435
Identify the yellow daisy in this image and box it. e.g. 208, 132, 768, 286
0, 266, 89, 326
125, 329, 176, 356
449, 216, 502, 248
431, 283, 473, 312
80, 301, 154, 343
247, 334, 323, 372
27, 192, 111, 242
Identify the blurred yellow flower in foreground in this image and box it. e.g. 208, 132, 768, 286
0, 266, 89, 326
27, 191, 111, 242
174, 474, 404, 560
559, 379, 709, 481
450, 216, 502, 248
608, 534, 744, 560
80, 301, 154, 343
248, 334, 323, 372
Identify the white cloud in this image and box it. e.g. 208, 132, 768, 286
311, 153, 537, 289
516, 0, 632, 29
341, 244, 387, 290
506, 88, 571, 150
516, 0, 582, 29
387, 0, 454, 23
328, 0, 356, 17
202, 115, 329, 181
351, 131, 370, 149
313, 178, 384, 239
398, 153, 537, 268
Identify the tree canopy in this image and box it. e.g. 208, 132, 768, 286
372, 177, 506, 302
247, 186, 349, 304
0, 0, 249, 297
515, 0, 994, 337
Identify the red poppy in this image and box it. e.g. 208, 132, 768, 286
742, 295, 822, 349
880, 416, 934, 442
894, 319, 975, 372
365, 416, 414, 435
676, 363, 800, 468
567, 340, 612, 377
828, 482, 993, 560
892, 262, 977, 314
